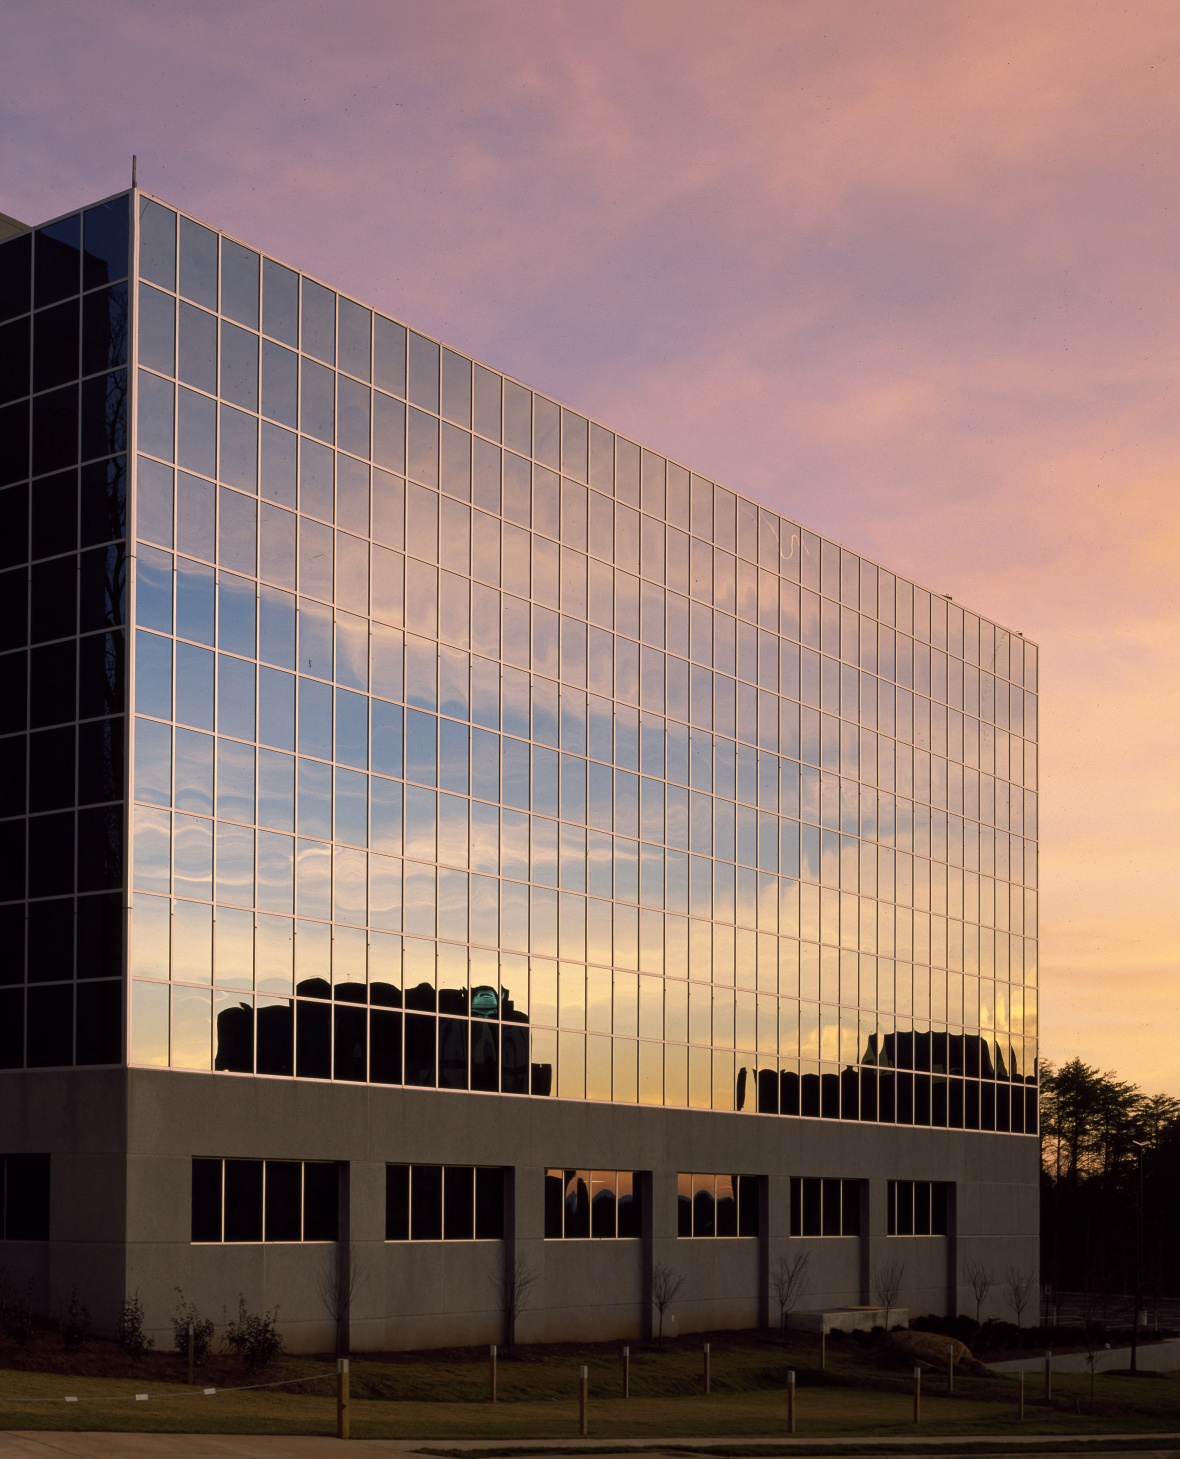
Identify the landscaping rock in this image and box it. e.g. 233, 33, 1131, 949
891, 1329, 973, 1366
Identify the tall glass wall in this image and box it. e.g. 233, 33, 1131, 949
127, 194, 1039, 1132
0, 196, 130, 1069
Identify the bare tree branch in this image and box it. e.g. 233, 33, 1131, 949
315, 1244, 364, 1358
650, 1261, 685, 1347
489, 1254, 538, 1355
871, 1260, 905, 1331
1005, 1265, 1037, 1329
964, 1256, 995, 1327
770, 1251, 812, 1336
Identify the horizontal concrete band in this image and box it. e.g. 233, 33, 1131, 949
0, 1067, 1040, 1351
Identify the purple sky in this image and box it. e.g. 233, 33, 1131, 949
6, 0, 1179, 1090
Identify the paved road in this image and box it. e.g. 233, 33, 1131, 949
2, 1435, 1180, 1458
1042, 1293, 1180, 1331
990, 1339, 1180, 1375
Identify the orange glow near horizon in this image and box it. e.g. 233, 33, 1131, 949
5, 1, 1179, 1091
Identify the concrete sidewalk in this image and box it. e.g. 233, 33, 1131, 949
2, 1434, 1180, 1458
990, 1340, 1180, 1376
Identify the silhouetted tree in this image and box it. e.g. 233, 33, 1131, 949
651, 1261, 684, 1346
771, 1251, 812, 1335
1040, 1059, 1180, 1311
964, 1257, 994, 1326
872, 1260, 905, 1331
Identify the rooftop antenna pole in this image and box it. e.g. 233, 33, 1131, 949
132, 155, 137, 189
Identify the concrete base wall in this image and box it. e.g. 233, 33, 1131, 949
0, 1067, 1040, 1352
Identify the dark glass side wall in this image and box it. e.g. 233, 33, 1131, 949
0, 196, 130, 1068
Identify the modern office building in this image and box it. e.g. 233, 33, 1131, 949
0, 190, 1040, 1352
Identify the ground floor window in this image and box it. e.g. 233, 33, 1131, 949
385, 1164, 505, 1241
789, 1176, 863, 1236
0, 1154, 50, 1240
677, 1172, 760, 1237
544, 1169, 643, 1239
191, 1158, 337, 1243
887, 1179, 950, 1235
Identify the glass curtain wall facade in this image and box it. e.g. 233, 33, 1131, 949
0, 195, 130, 1069
1, 191, 1040, 1137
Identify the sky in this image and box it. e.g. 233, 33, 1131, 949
3, 0, 1178, 1092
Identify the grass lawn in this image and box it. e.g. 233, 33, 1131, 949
0, 1329, 1179, 1440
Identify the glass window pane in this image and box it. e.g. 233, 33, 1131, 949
84, 196, 129, 289
301, 280, 336, 365
264, 1160, 302, 1241
338, 298, 371, 382
178, 218, 218, 310
411, 1164, 442, 1239
263, 258, 299, 346
221, 240, 260, 329
35, 215, 80, 308
691, 1172, 715, 1236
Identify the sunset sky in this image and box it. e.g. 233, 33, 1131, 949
5, 2, 1178, 1092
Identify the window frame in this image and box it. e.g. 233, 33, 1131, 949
189, 1156, 338, 1244
676, 1171, 761, 1238
543, 1167, 644, 1239
384, 1162, 505, 1242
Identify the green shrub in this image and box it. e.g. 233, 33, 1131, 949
223, 1294, 283, 1372
0, 1273, 36, 1348
171, 1289, 215, 1362
58, 1287, 92, 1350
117, 1292, 155, 1357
